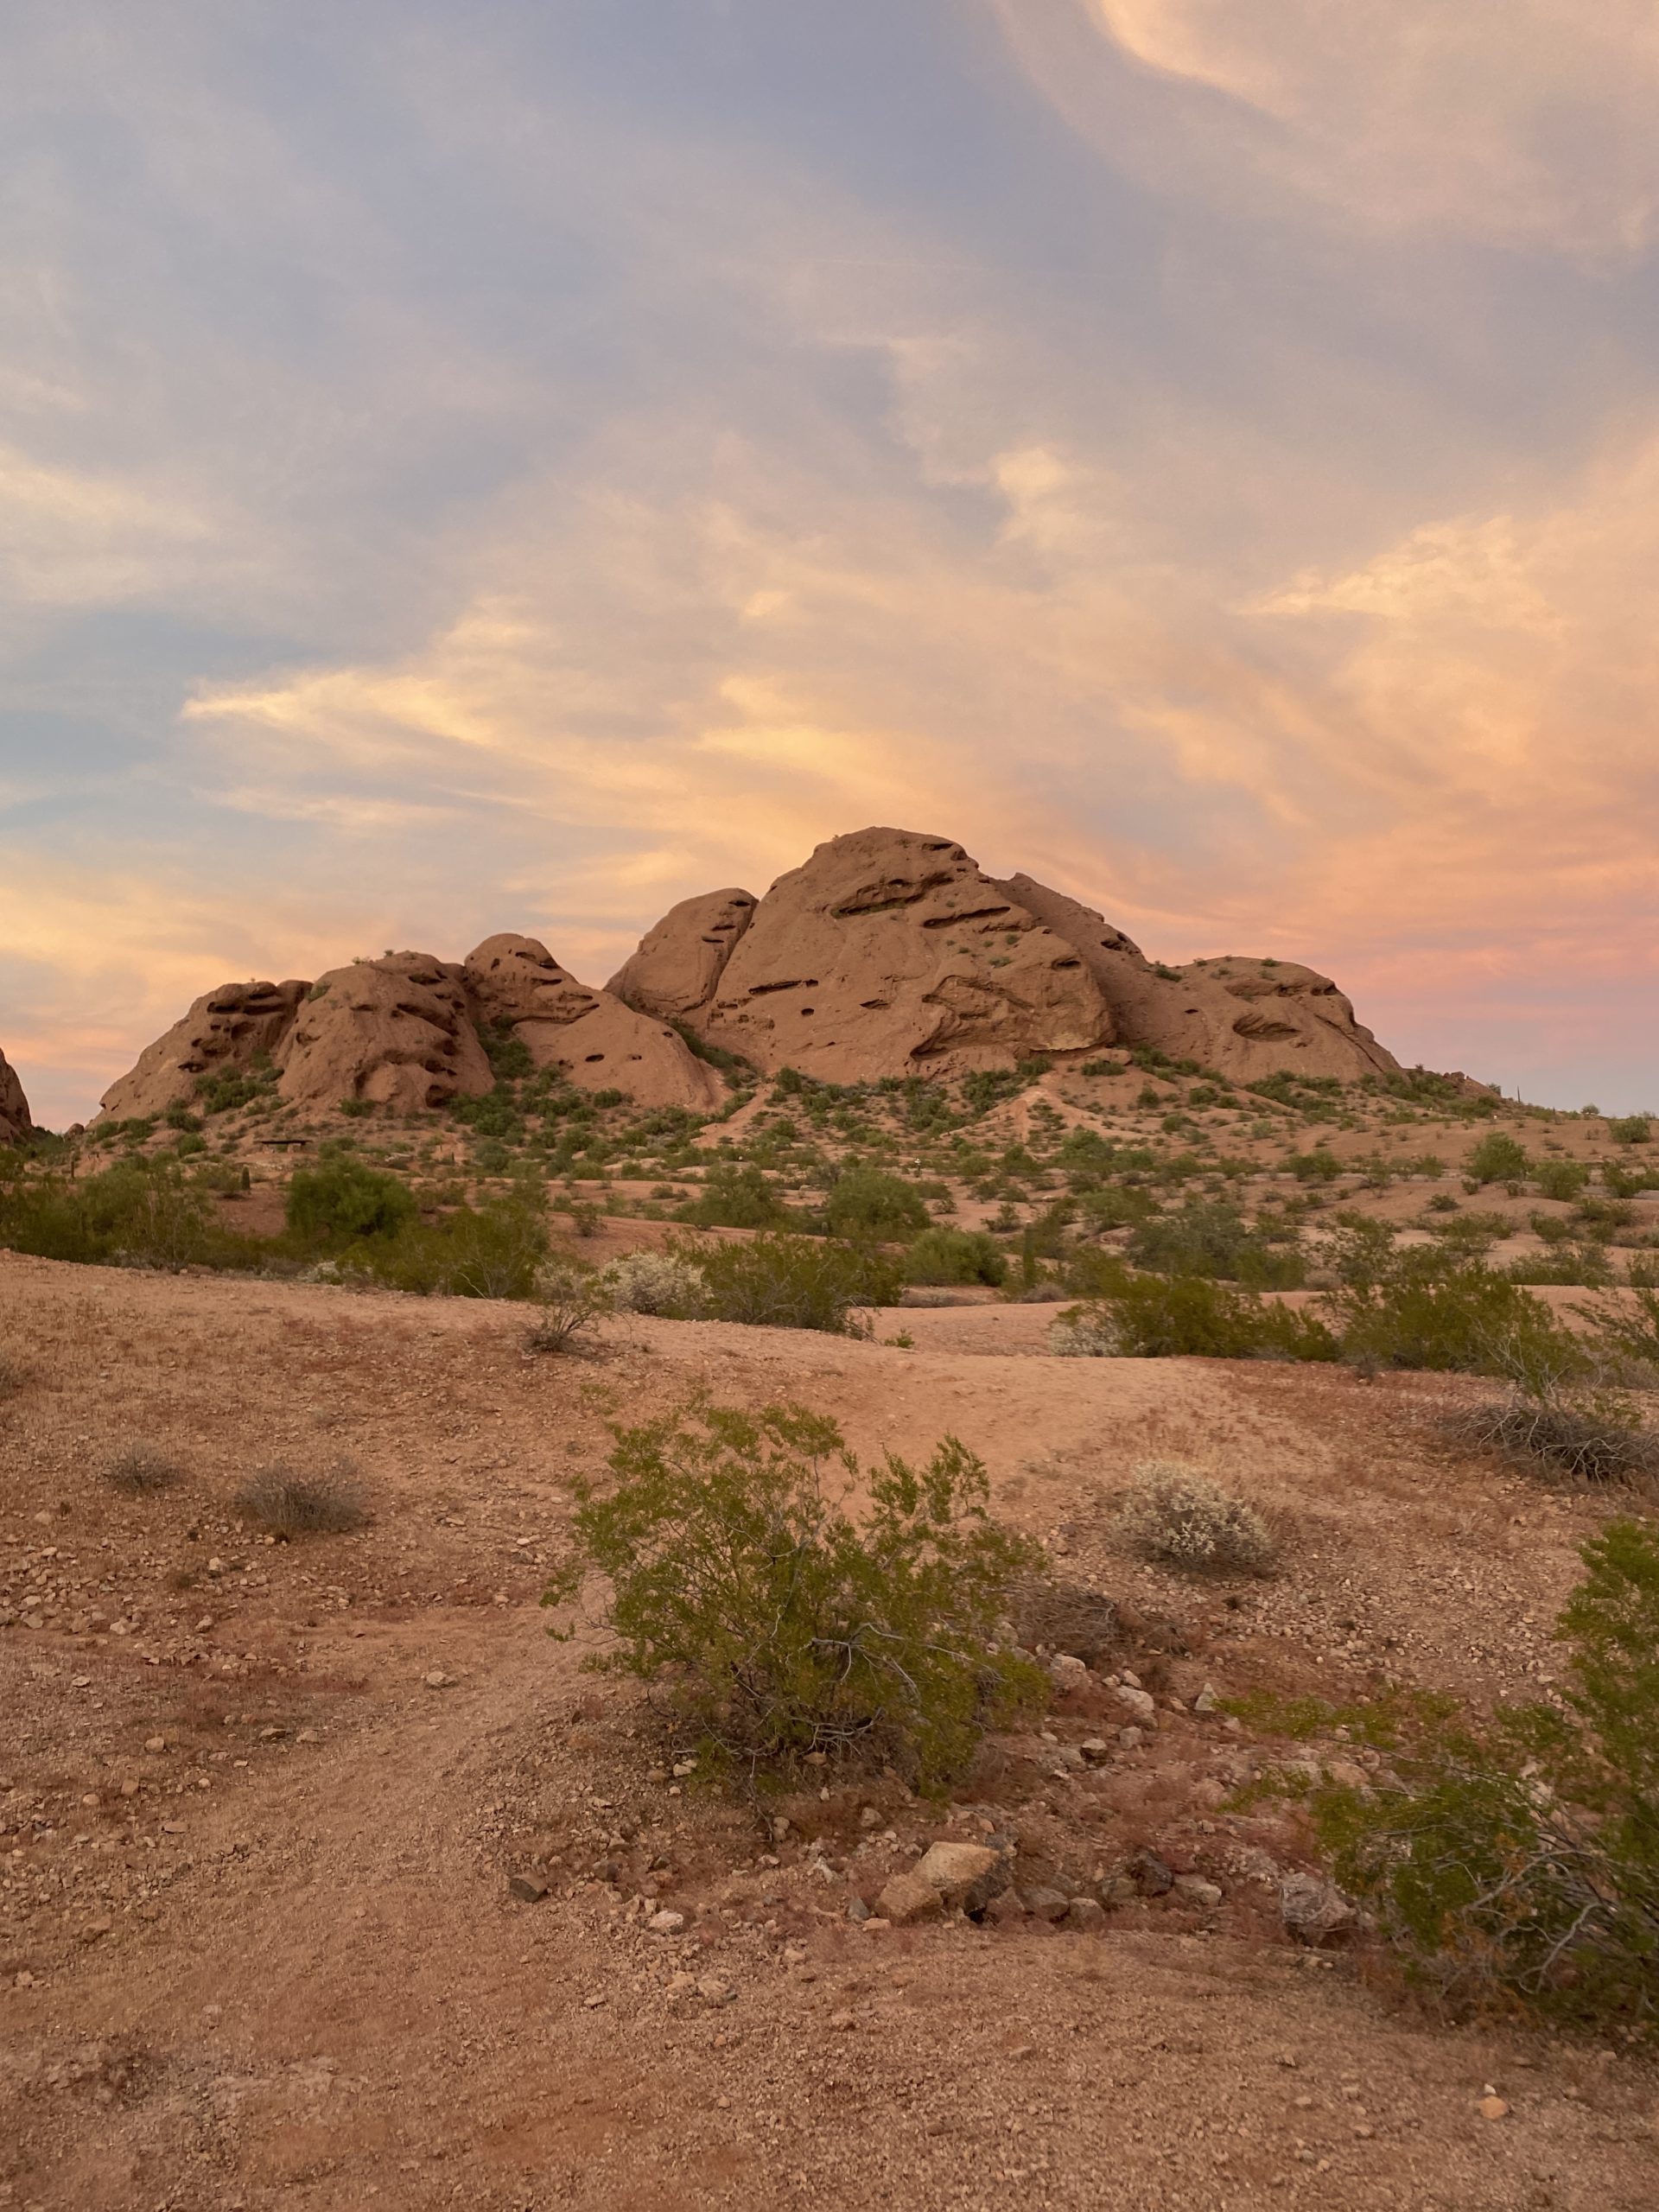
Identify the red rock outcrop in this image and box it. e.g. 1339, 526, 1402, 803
999, 877, 1398, 1081
604, 889, 757, 1020
274, 954, 493, 1113
607, 829, 1402, 1085
0, 1046, 31, 1142
462, 934, 725, 1110
98, 980, 311, 1121
642, 829, 1122, 1081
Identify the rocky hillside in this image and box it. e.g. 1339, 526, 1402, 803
0, 1046, 29, 1142
95, 826, 1401, 1127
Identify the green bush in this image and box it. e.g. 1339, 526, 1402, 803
1609, 1115, 1653, 1147
285, 1154, 417, 1245
543, 1401, 1046, 1787
1286, 1149, 1343, 1183
1535, 1158, 1591, 1202
340, 1186, 548, 1299
684, 1231, 902, 1334
904, 1226, 1007, 1287
1466, 1131, 1530, 1185
823, 1163, 931, 1243
1319, 1520, 1659, 2038
1053, 1276, 1337, 1362
0, 1158, 227, 1271
676, 1162, 792, 1230
1326, 1255, 1578, 1376
1127, 1198, 1306, 1287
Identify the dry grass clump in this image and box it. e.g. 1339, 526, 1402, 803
1011, 1578, 1121, 1666
0, 1351, 27, 1398
234, 1461, 367, 1537
1455, 1396, 1659, 1488
102, 1442, 183, 1496
1116, 1460, 1276, 1575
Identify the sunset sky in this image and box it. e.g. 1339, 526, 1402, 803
4, 2, 1658, 1125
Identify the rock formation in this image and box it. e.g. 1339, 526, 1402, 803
462, 934, 725, 1111
99, 980, 310, 1122
94, 829, 1404, 1125
605, 889, 757, 1020
609, 830, 1122, 1081
0, 1046, 31, 1142
607, 828, 1401, 1085
275, 954, 494, 1113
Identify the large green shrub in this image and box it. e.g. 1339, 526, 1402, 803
1053, 1275, 1337, 1362
543, 1401, 1046, 1786
285, 1154, 417, 1245
1466, 1131, 1530, 1185
676, 1162, 792, 1230
684, 1231, 902, 1333
1319, 1520, 1659, 2039
339, 1186, 548, 1298
905, 1226, 1007, 1287
0, 1158, 226, 1270
1127, 1198, 1306, 1287
1326, 1253, 1577, 1376
823, 1163, 931, 1243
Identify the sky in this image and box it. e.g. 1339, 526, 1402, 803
3, 0, 1658, 1126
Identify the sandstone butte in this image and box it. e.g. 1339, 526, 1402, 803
0, 1045, 31, 1143
93, 827, 1400, 1124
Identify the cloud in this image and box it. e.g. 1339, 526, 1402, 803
993, 0, 1659, 255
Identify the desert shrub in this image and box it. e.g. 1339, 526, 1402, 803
524, 1257, 613, 1352
543, 1401, 1046, 1786
1071, 1184, 1157, 1231
1457, 1394, 1659, 1487
235, 1463, 367, 1536
1052, 1276, 1338, 1362
1466, 1131, 1530, 1185
1318, 1520, 1659, 2039
599, 1249, 707, 1316
284, 1155, 416, 1246
101, 1443, 183, 1496
1326, 1253, 1578, 1377
1127, 1198, 1306, 1287
1286, 1149, 1343, 1183
1506, 1246, 1614, 1287
0, 1157, 233, 1272
1535, 1158, 1591, 1202
1011, 1578, 1121, 1666
823, 1163, 931, 1243
1116, 1460, 1276, 1574
1580, 1287, 1659, 1374
340, 1186, 548, 1299
1609, 1115, 1653, 1146
686, 1232, 902, 1334
905, 1226, 1007, 1287
677, 1163, 791, 1230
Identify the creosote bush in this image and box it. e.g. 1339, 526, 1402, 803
234, 1462, 368, 1537
1051, 1275, 1337, 1362
1115, 1460, 1277, 1574
683, 1231, 902, 1335
543, 1401, 1046, 1788
904, 1225, 1007, 1287
102, 1443, 183, 1496
1319, 1520, 1659, 2039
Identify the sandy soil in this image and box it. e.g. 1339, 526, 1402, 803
2, 1252, 1656, 2210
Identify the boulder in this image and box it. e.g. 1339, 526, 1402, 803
912, 1840, 1008, 1913
605, 889, 758, 1020
274, 954, 493, 1114
672, 829, 1120, 1082
0, 1046, 31, 1142
98, 980, 309, 1122
462, 933, 726, 1112
1279, 1871, 1357, 1946
874, 1871, 943, 1926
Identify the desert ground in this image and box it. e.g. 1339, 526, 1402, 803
3, 1249, 1656, 2212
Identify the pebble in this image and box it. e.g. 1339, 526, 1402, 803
647, 1909, 685, 1935
422, 1670, 454, 1689
1024, 1887, 1069, 1922
508, 1875, 550, 1904
1477, 2095, 1510, 2121
696, 1976, 736, 2006
144, 1737, 167, 1755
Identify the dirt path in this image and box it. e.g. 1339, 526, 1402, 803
3, 1255, 1656, 2209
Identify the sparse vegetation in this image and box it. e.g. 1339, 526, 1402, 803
101, 1442, 183, 1495
524, 1257, 614, 1351
234, 1462, 368, 1536
1116, 1461, 1277, 1573
1319, 1521, 1659, 2040
1052, 1276, 1338, 1362
599, 1249, 708, 1316
543, 1401, 1046, 1787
